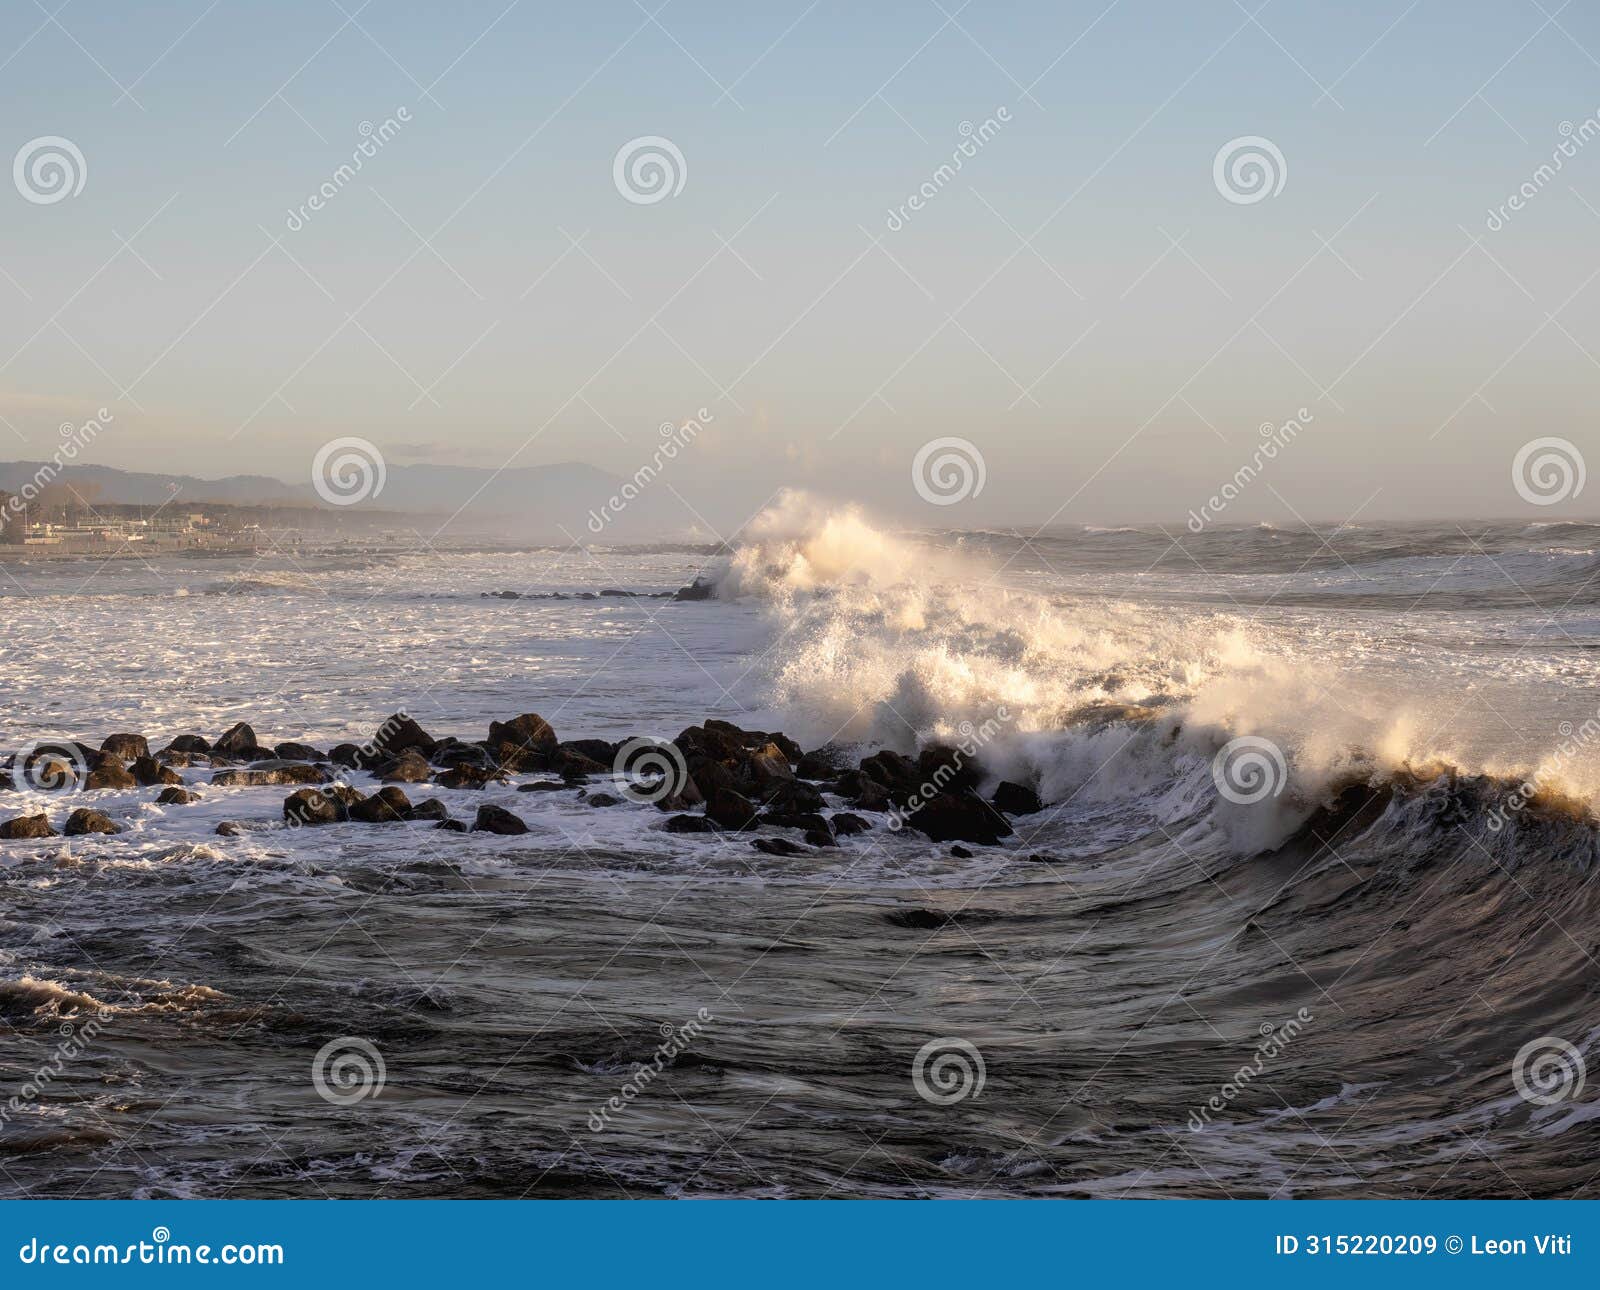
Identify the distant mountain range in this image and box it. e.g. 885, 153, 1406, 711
0, 459, 689, 539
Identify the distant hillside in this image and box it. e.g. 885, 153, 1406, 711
0, 459, 688, 539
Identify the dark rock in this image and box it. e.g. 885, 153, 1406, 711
685, 755, 738, 798
329, 743, 364, 769
763, 811, 831, 834
751, 836, 808, 857
517, 780, 570, 793
284, 788, 340, 827
992, 781, 1043, 815
903, 791, 1013, 846
859, 750, 919, 799
163, 733, 211, 756
561, 738, 617, 763
371, 712, 437, 759
0, 814, 56, 839
406, 798, 450, 822
215, 820, 246, 837
84, 759, 137, 791
213, 721, 261, 758
100, 733, 149, 762
917, 744, 982, 794
759, 780, 825, 813
664, 814, 719, 834
951, 845, 974, 859
746, 742, 795, 792
804, 830, 837, 848
437, 765, 505, 791
434, 819, 468, 833
829, 812, 872, 836
132, 756, 183, 787
156, 749, 203, 768
433, 742, 492, 769
585, 792, 623, 808
157, 787, 200, 805
212, 763, 331, 787
672, 577, 715, 601
550, 747, 608, 779
840, 774, 891, 812
349, 786, 412, 823
487, 713, 557, 756
379, 750, 433, 783
884, 908, 953, 930
472, 804, 529, 835
704, 788, 758, 832
64, 808, 120, 836
796, 749, 846, 779
274, 741, 325, 762
323, 784, 365, 807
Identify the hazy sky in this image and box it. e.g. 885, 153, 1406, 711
4, 0, 1600, 531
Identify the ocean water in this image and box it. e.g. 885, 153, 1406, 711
2, 494, 1599, 1198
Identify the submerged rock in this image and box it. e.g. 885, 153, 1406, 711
472, 804, 529, 835
992, 781, 1043, 815
0, 814, 56, 839
64, 808, 120, 836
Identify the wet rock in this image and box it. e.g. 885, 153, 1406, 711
323, 784, 365, 808
685, 756, 738, 798
665, 814, 719, 834
84, 759, 137, 791
751, 836, 807, 857
213, 763, 331, 787
917, 744, 982, 794
746, 742, 795, 792
163, 733, 212, 756
487, 713, 557, 756
274, 741, 325, 762
561, 738, 617, 764
284, 788, 340, 827
0, 814, 56, 839
64, 808, 120, 836
517, 780, 570, 793
585, 792, 623, 808
215, 820, 246, 837
434, 819, 468, 833
349, 786, 412, 823
472, 804, 529, 835
100, 733, 149, 762
550, 747, 608, 779
672, 577, 714, 601
763, 810, 831, 834
759, 780, 825, 813
406, 798, 449, 822
992, 781, 1043, 815
704, 788, 758, 832
379, 750, 433, 784
433, 741, 493, 769
371, 712, 438, 759
859, 751, 919, 800
950, 845, 974, 859
329, 743, 365, 769
904, 791, 1013, 846
213, 721, 262, 759
132, 756, 183, 787
796, 749, 846, 780
804, 830, 837, 848
884, 908, 953, 930
157, 787, 200, 805
829, 812, 872, 836
156, 749, 203, 768
437, 765, 505, 791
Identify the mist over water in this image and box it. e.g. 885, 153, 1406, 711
2, 495, 1599, 1197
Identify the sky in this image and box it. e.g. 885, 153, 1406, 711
3, 0, 1600, 532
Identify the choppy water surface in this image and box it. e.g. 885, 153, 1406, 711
3, 501, 1599, 1197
